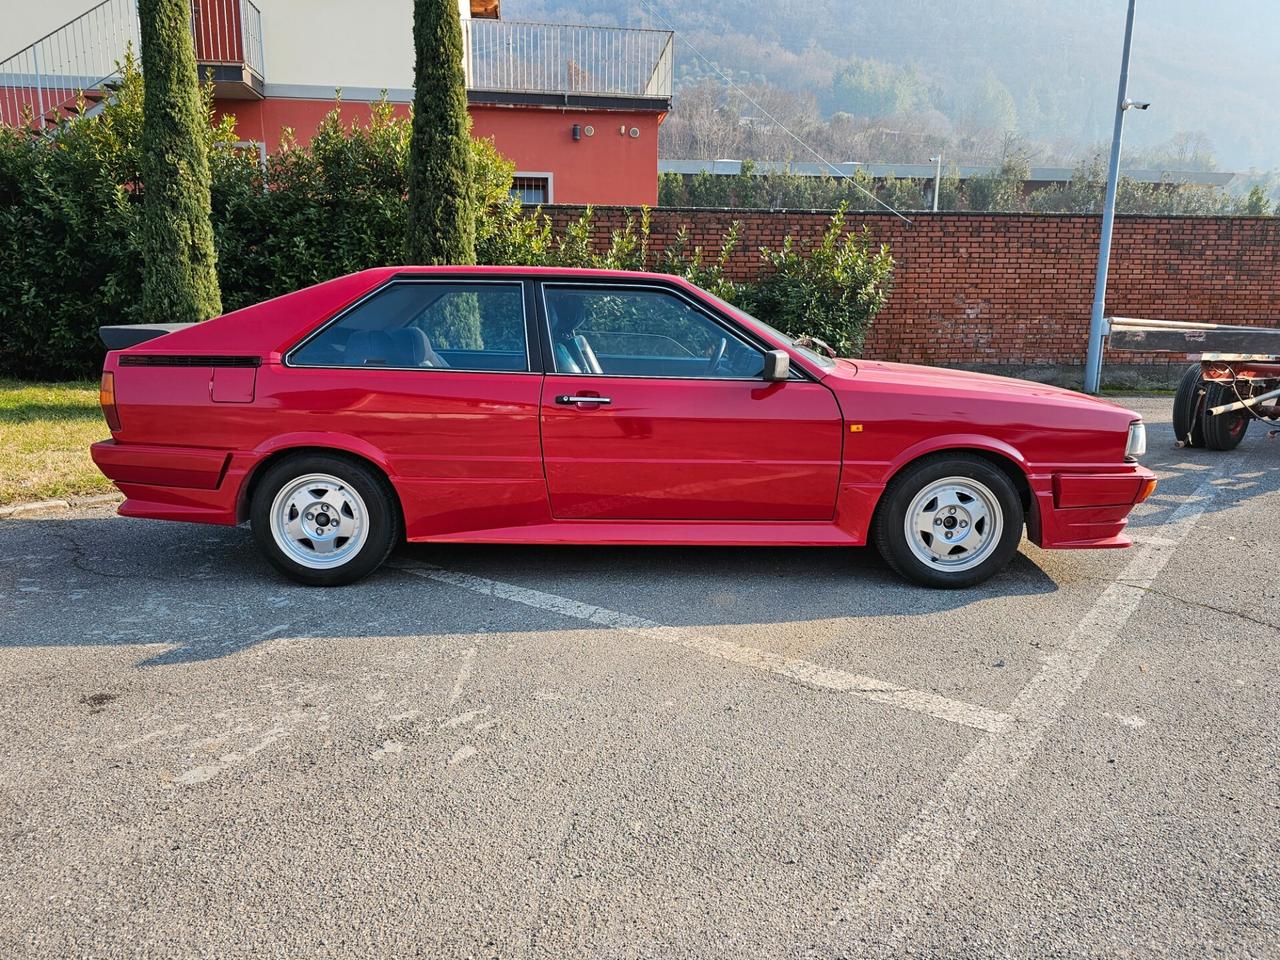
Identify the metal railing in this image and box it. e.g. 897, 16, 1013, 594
1, 0, 264, 129
190, 0, 264, 77
0, 0, 140, 128
462, 20, 673, 99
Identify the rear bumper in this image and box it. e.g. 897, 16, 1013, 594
1031, 465, 1158, 549
91, 440, 246, 525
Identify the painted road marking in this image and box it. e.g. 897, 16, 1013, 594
392, 562, 1012, 734
847, 457, 1241, 942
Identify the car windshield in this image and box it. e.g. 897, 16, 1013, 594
700, 291, 838, 369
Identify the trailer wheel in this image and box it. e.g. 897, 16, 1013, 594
1172, 363, 1206, 447
1202, 383, 1249, 451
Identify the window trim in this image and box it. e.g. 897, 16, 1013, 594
284, 278, 536, 375
511, 171, 554, 205
536, 280, 812, 382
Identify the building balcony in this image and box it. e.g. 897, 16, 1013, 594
462, 19, 674, 110
190, 0, 265, 100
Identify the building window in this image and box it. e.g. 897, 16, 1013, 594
511, 174, 551, 205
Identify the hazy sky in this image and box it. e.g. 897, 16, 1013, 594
508, 0, 1280, 171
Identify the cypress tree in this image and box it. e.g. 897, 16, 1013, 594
407, 0, 477, 264
137, 0, 221, 323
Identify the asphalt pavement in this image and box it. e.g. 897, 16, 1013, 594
1, 396, 1276, 959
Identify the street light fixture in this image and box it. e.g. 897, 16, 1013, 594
1084, 0, 1148, 395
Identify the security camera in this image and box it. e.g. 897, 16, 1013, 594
1123, 98, 1151, 110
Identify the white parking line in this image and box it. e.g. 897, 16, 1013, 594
847, 457, 1241, 940
392, 563, 1013, 734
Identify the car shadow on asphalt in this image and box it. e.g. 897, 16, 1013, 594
5, 515, 1059, 667
6, 434, 1273, 667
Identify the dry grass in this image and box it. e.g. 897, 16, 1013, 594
0, 379, 115, 506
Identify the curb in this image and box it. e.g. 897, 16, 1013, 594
0, 493, 123, 520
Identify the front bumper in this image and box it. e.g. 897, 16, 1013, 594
1030, 465, 1158, 549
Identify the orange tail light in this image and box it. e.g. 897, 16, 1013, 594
1135, 477, 1158, 504
100, 371, 121, 431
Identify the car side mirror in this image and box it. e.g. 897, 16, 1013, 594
762, 350, 790, 381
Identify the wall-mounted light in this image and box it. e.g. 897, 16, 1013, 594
572, 123, 582, 141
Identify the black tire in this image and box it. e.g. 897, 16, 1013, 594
873, 453, 1025, 589
1172, 363, 1206, 448
250, 453, 401, 586
1201, 382, 1249, 451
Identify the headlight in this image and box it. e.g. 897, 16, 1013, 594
1126, 420, 1147, 460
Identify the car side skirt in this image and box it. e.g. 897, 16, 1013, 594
404, 520, 862, 547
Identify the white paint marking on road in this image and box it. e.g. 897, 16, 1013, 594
449, 646, 477, 705
392, 563, 1012, 734
847, 458, 1240, 942
441, 706, 490, 729
174, 764, 221, 785
1104, 711, 1147, 729
448, 745, 478, 766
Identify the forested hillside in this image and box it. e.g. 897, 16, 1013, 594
506, 0, 1280, 176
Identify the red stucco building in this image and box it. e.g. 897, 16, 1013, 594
3, 0, 674, 205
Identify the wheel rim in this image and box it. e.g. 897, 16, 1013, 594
269, 473, 369, 570
903, 476, 1004, 572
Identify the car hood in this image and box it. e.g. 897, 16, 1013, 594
821, 358, 1138, 418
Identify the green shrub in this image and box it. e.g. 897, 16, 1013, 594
0, 56, 147, 379
744, 204, 894, 356
0, 66, 895, 377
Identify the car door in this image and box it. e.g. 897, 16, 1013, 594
538, 282, 844, 521
278, 277, 546, 536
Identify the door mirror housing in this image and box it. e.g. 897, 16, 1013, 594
762, 350, 791, 382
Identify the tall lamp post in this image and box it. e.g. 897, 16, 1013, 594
930, 153, 943, 212
1084, 0, 1149, 394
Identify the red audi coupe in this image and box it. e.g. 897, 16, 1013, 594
91, 266, 1156, 589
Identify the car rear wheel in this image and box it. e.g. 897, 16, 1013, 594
250, 453, 400, 586
873, 454, 1024, 589
1201, 382, 1249, 451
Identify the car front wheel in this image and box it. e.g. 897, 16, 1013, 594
250, 453, 400, 586
873, 454, 1024, 589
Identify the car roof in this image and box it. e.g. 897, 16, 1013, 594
380, 265, 687, 282
117, 267, 704, 360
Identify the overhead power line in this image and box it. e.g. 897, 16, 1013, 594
636, 0, 915, 225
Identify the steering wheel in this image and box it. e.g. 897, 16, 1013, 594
706, 337, 728, 375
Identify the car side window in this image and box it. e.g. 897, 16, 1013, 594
543, 286, 765, 379
291, 281, 527, 372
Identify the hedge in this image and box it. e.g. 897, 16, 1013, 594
0, 59, 893, 379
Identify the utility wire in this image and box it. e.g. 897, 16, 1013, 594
637, 0, 914, 224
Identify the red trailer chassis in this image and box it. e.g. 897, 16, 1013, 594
1107, 317, 1280, 450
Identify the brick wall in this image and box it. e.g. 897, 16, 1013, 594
543, 207, 1280, 371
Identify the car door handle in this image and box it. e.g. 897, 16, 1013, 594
555, 395, 612, 405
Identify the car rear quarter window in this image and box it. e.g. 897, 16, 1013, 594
290, 281, 527, 372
